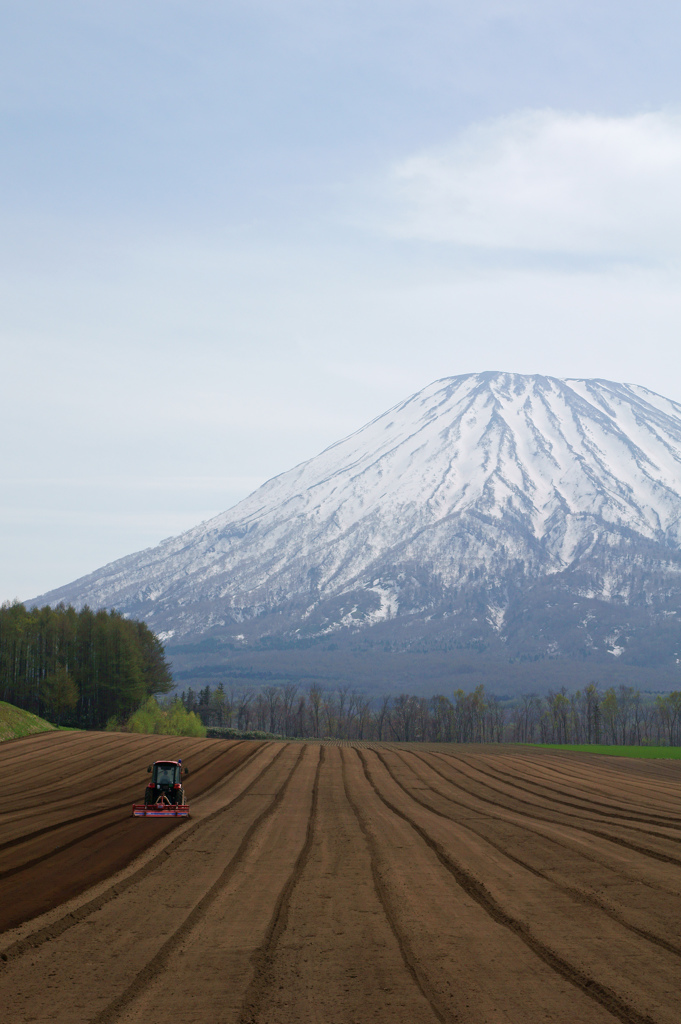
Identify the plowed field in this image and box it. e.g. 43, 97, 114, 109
2, 735, 681, 1024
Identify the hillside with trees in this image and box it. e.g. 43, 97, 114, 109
0, 602, 173, 728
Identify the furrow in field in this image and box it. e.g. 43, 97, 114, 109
344, 748, 623, 1024
1, 736, 130, 799
4, 737, 681, 1023
235, 746, 324, 1024
111, 744, 321, 1024
156, 742, 447, 1024
2, 736, 245, 813
0, 739, 266, 932
0, 802, 130, 858
0, 737, 247, 847
511, 749, 681, 788
484, 750, 681, 809
359, 748, 672, 1024
418, 750, 681, 864
0, 808, 131, 880
461, 752, 681, 821
1, 733, 182, 796
88, 744, 310, 1024
488, 751, 681, 811
0, 742, 299, 1024
415, 749, 681, 909
384, 748, 681, 961
339, 747, 450, 1024
0, 741, 279, 966
432, 750, 681, 832
410, 749, 681, 889
462, 749, 681, 819
0, 737, 252, 855
0, 729, 76, 765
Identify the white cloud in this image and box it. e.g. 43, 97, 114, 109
385, 110, 681, 260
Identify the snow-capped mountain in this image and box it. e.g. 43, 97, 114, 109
34, 373, 681, 681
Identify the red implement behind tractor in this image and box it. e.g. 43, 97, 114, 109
131, 759, 191, 817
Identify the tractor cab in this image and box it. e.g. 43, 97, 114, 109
149, 761, 183, 789
145, 759, 189, 803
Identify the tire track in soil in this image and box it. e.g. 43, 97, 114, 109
502, 750, 681, 796
0, 739, 263, 933
436, 751, 681, 828
417, 749, 681, 868
469, 756, 681, 824
235, 745, 323, 1024
339, 747, 450, 1024
0, 808, 134, 881
1, 733, 132, 782
2, 734, 163, 798
1, 739, 238, 818
0, 741, 279, 966
88, 743, 309, 1024
356, 749, 657, 1024
384, 748, 681, 962
465, 748, 681, 815
411, 749, 681, 892
475, 751, 681, 813
0, 740, 248, 853
430, 749, 681, 835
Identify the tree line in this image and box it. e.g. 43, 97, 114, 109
181, 681, 681, 745
0, 602, 173, 728
3, 596, 679, 745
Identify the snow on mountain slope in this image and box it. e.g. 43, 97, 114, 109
34, 373, 681, 643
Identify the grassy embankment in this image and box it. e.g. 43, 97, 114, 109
529, 743, 681, 759
0, 700, 58, 742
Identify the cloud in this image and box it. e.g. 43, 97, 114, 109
384, 110, 681, 261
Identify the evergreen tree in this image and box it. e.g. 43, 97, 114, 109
0, 602, 175, 729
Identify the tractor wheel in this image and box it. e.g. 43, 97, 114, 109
144, 789, 155, 806
177, 788, 185, 805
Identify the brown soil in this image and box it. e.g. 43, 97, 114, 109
0, 730, 264, 931
2, 737, 681, 1023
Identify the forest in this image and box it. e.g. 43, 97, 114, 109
182, 680, 681, 746
0, 602, 173, 728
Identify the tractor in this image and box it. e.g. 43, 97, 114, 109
131, 759, 191, 817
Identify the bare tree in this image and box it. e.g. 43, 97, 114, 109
281, 682, 299, 737
263, 685, 282, 734
236, 689, 254, 731
374, 694, 392, 741
308, 682, 323, 738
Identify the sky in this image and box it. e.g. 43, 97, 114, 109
4, 0, 681, 602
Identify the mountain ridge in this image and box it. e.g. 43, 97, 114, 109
32, 372, 681, 692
